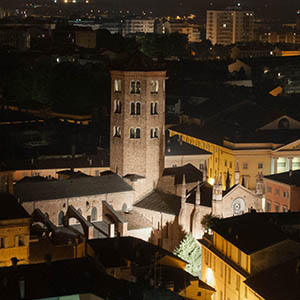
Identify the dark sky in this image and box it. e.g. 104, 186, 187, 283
2, 0, 299, 20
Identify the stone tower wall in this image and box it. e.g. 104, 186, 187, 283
110, 70, 166, 194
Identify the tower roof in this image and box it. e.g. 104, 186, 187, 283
111, 51, 166, 72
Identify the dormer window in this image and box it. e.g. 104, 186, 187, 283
150, 80, 159, 93
130, 80, 141, 94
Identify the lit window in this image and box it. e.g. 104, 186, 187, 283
150, 80, 159, 93
114, 79, 122, 93
130, 80, 141, 94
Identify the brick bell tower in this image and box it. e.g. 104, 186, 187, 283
110, 52, 167, 194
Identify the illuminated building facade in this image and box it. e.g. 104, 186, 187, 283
122, 18, 155, 36
263, 169, 300, 212
0, 193, 31, 267
206, 9, 254, 45
200, 212, 300, 300
168, 126, 235, 188
156, 20, 201, 43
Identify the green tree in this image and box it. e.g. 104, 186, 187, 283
173, 233, 201, 277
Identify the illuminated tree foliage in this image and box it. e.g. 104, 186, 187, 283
173, 233, 201, 278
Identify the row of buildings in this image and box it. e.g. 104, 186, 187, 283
0, 16, 201, 50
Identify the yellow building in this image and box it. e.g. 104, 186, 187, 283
0, 193, 31, 267
169, 126, 235, 188
200, 212, 300, 300
169, 115, 300, 192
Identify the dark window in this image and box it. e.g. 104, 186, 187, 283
91, 207, 97, 221
58, 211, 64, 225
136, 128, 141, 138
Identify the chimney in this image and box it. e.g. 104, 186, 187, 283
11, 257, 19, 268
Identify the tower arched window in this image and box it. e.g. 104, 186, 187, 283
114, 100, 121, 113
150, 128, 159, 138
114, 79, 122, 93
130, 102, 135, 115
130, 127, 135, 138
130, 102, 141, 115
150, 80, 159, 93
91, 207, 97, 222
136, 128, 141, 138
136, 102, 141, 115
130, 80, 141, 94
130, 128, 141, 139
58, 211, 64, 226
113, 126, 121, 137
150, 102, 158, 115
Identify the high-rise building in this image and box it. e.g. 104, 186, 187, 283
110, 52, 167, 195
122, 18, 155, 36
206, 9, 254, 45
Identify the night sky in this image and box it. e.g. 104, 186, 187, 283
1, 0, 300, 20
